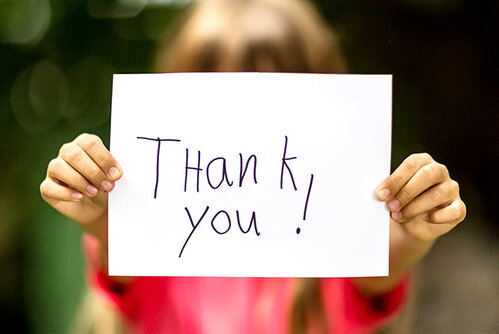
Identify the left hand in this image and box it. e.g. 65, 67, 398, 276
376, 153, 466, 241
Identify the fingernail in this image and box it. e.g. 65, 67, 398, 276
379, 188, 390, 200
392, 211, 403, 221
423, 213, 430, 222
86, 184, 98, 196
387, 199, 400, 211
100, 180, 113, 192
72, 192, 83, 200
108, 167, 121, 180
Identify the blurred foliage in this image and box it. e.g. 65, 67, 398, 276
0, 0, 497, 333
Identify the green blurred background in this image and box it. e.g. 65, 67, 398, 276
0, 0, 497, 333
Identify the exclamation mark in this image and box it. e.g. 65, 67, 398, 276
297, 174, 314, 234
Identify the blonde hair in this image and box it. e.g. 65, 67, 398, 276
155, 0, 345, 74
73, 288, 127, 334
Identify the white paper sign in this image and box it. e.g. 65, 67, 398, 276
109, 73, 391, 277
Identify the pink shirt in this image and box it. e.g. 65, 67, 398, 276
85, 235, 408, 334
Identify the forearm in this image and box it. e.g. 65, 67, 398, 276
83, 218, 135, 285
352, 220, 435, 296
79, 210, 109, 246
92, 237, 136, 285
357, 153, 466, 296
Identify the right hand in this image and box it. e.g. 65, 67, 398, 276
40, 133, 122, 242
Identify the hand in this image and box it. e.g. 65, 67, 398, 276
40, 134, 122, 241
376, 153, 466, 241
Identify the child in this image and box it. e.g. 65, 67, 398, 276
40, 0, 466, 333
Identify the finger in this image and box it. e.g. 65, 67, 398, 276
48, 157, 99, 197
59, 143, 114, 193
386, 162, 450, 212
40, 177, 83, 202
401, 214, 456, 241
424, 198, 466, 225
376, 153, 434, 201
391, 180, 458, 222
74, 133, 122, 181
